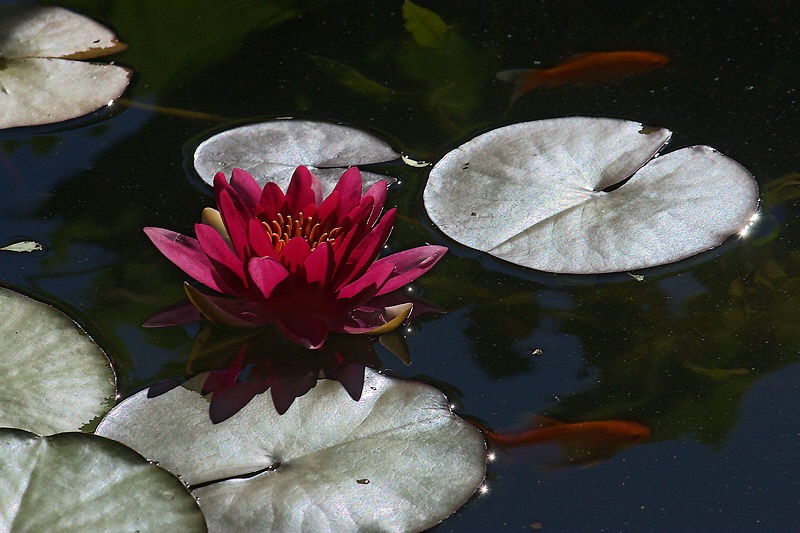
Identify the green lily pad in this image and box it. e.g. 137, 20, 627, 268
0, 428, 206, 532
0, 287, 116, 435
424, 117, 759, 274
193, 119, 401, 192
0, 5, 131, 129
0, 240, 43, 253
96, 368, 486, 532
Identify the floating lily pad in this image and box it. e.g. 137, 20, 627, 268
0, 428, 206, 532
424, 117, 759, 274
0, 240, 43, 253
0, 5, 131, 129
96, 368, 486, 532
0, 287, 116, 435
193, 120, 401, 192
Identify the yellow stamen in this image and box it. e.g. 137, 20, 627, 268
262, 211, 341, 254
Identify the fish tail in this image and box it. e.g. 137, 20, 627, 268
513, 69, 546, 99
497, 68, 545, 103
462, 416, 510, 451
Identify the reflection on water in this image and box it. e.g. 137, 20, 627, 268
2, 0, 800, 530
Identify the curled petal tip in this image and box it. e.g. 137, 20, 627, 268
359, 302, 413, 336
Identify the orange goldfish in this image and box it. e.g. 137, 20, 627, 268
497, 51, 669, 101
480, 416, 650, 466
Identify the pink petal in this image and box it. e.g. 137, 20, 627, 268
363, 180, 388, 226
341, 195, 374, 233
195, 223, 246, 286
374, 245, 448, 295
277, 313, 329, 349
302, 241, 334, 287
330, 167, 363, 216
258, 182, 285, 222
246, 218, 276, 259
286, 166, 321, 213
331, 200, 376, 269
279, 237, 312, 275
317, 189, 342, 227
230, 168, 262, 213
337, 208, 396, 287
336, 260, 395, 309
217, 188, 251, 261
144, 227, 229, 294
247, 256, 292, 301
213, 171, 230, 198
214, 172, 249, 221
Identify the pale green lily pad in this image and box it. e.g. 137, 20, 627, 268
193, 119, 401, 192
96, 368, 486, 532
0, 428, 206, 532
424, 117, 759, 274
0, 5, 131, 129
0, 287, 116, 435
0, 240, 43, 253
0, 5, 126, 60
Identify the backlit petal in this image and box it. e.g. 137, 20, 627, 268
302, 241, 334, 287
317, 189, 342, 226
195, 223, 246, 287
374, 245, 448, 295
217, 188, 251, 261
286, 165, 320, 213
258, 181, 285, 222
246, 218, 276, 259
331, 166, 363, 216
363, 179, 388, 226
144, 227, 228, 294
337, 260, 394, 309
280, 237, 312, 274
247, 256, 292, 301
336, 208, 396, 287
230, 168, 261, 213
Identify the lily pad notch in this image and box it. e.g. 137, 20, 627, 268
0, 5, 131, 129
423, 117, 759, 274
96, 368, 487, 532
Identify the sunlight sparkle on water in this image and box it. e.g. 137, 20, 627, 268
738, 211, 760, 238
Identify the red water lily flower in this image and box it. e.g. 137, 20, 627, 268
145, 166, 446, 349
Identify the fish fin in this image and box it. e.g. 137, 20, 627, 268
496, 68, 545, 102
528, 415, 566, 428
495, 69, 532, 82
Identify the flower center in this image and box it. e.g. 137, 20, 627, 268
263, 212, 341, 254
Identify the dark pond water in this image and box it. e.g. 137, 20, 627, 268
3, 0, 800, 530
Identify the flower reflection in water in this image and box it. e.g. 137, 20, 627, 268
150, 322, 414, 421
